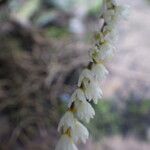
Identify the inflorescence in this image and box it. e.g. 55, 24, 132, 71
55, 0, 128, 150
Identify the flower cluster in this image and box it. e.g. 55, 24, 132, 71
55, 0, 128, 150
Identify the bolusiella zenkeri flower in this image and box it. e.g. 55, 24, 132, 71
68, 88, 95, 123
76, 68, 103, 103
103, 26, 119, 44
71, 120, 89, 143
81, 78, 102, 104
91, 63, 109, 82
68, 88, 86, 107
75, 100, 95, 123
58, 111, 75, 133
78, 69, 93, 87
103, 9, 115, 24
55, 134, 78, 150
90, 42, 116, 62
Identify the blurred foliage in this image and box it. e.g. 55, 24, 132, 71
0, 15, 85, 150
0, 47, 59, 149
5, 0, 103, 28
87, 101, 120, 139
47, 0, 103, 13
0, 21, 74, 149
9, 0, 40, 20
121, 99, 150, 139
87, 99, 150, 140
45, 27, 70, 39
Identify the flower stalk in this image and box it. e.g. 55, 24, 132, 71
55, 0, 128, 150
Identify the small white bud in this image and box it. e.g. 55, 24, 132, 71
103, 26, 119, 43
91, 42, 115, 62
103, 9, 115, 24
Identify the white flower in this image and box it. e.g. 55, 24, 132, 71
103, 26, 118, 44
78, 69, 93, 87
71, 121, 89, 143
83, 79, 102, 104
100, 42, 116, 60
104, 4, 128, 27
103, 9, 115, 24
55, 134, 78, 150
115, 5, 130, 20
91, 42, 115, 62
68, 88, 86, 107
75, 100, 95, 123
58, 111, 75, 133
97, 32, 105, 43
91, 63, 109, 81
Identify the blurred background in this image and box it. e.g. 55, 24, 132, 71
0, 0, 150, 150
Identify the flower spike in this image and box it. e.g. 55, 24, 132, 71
55, 0, 128, 149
